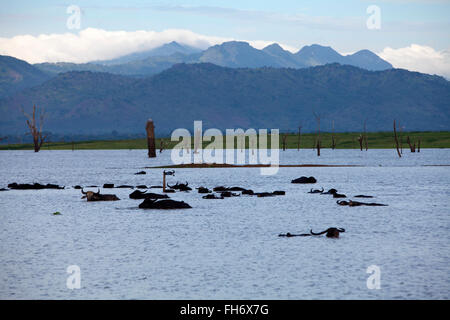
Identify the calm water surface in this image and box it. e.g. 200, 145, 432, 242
0, 149, 449, 299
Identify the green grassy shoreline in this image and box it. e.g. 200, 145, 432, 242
1, 131, 450, 150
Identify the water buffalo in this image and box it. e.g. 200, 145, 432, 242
279, 232, 311, 237
220, 191, 240, 197
256, 192, 275, 198
138, 198, 192, 209
167, 182, 192, 191
81, 189, 119, 201
321, 188, 338, 195
197, 187, 211, 194
242, 189, 254, 195
310, 228, 345, 238
227, 187, 247, 192
103, 183, 114, 188
202, 194, 224, 199
213, 186, 228, 192
273, 190, 286, 196
291, 176, 317, 184
129, 190, 169, 200
333, 192, 347, 198
308, 187, 324, 194
8, 183, 64, 190
73, 185, 82, 189
337, 200, 387, 206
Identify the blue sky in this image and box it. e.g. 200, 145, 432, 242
1, 0, 449, 52
1, 0, 449, 76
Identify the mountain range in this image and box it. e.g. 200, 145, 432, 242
0, 58, 448, 136
33, 41, 393, 77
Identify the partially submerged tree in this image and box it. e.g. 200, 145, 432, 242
313, 112, 321, 156
282, 133, 287, 151
331, 120, 337, 150
393, 120, 402, 158
159, 139, 165, 153
22, 105, 47, 152
297, 125, 302, 151
146, 119, 156, 158
363, 120, 368, 151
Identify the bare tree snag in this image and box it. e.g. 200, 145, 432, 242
313, 112, 321, 156
399, 124, 403, 154
22, 105, 46, 152
418, 138, 421, 152
331, 120, 337, 150
406, 136, 417, 152
363, 120, 368, 151
297, 125, 302, 151
146, 119, 156, 158
393, 120, 402, 158
357, 134, 363, 151
282, 133, 287, 151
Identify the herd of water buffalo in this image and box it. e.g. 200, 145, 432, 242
2, 173, 388, 239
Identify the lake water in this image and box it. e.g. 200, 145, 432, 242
0, 149, 449, 299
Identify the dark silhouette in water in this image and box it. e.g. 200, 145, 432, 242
197, 187, 211, 194
310, 228, 346, 238
279, 227, 345, 238
337, 200, 387, 206
291, 176, 317, 184
308, 187, 324, 194
333, 192, 347, 198
321, 188, 338, 195
167, 182, 192, 191
8, 183, 64, 190
81, 188, 119, 201
139, 198, 192, 209
103, 183, 114, 188
202, 194, 224, 199
279, 232, 311, 237
354, 195, 374, 198
135, 171, 146, 175
220, 191, 240, 197
129, 190, 169, 200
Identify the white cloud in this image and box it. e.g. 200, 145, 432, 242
0, 28, 298, 64
379, 44, 450, 78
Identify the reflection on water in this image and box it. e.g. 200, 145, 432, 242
0, 149, 449, 299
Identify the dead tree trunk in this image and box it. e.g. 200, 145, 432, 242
159, 139, 165, 153
22, 105, 46, 152
399, 125, 403, 154
393, 120, 402, 158
406, 136, 416, 152
146, 119, 156, 158
282, 134, 287, 151
418, 138, 421, 152
297, 126, 302, 151
331, 120, 337, 150
314, 112, 321, 156
363, 120, 368, 151
357, 134, 363, 151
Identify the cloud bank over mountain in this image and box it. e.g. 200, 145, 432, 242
0, 28, 296, 64
379, 44, 450, 78
0, 28, 448, 78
